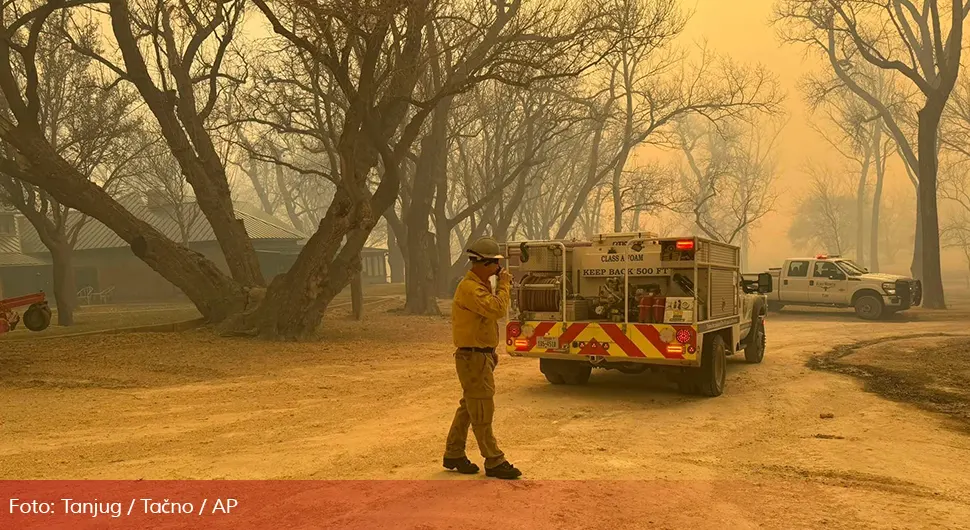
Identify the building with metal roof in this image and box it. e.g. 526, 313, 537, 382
0, 197, 389, 303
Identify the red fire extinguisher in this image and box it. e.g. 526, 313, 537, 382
653, 296, 667, 323
638, 295, 653, 323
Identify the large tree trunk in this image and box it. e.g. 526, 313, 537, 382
386, 219, 406, 283
911, 194, 923, 279
434, 217, 454, 298
403, 99, 451, 315
350, 271, 363, 321
869, 127, 885, 273
611, 147, 631, 233
49, 240, 76, 326
433, 142, 454, 298
404, 231, 440, 314
8, 129, 246, 321
556, 125, 604, 239
245, 190, 371, 338
108, 0, 265, 289
915, 102, 945, 308
855, 149, 872, 267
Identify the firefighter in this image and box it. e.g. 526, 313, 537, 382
442, 236, 522, 479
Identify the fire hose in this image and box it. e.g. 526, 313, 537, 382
518, 274, 566, 312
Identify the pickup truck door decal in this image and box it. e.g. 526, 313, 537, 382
810, 261, 848, 303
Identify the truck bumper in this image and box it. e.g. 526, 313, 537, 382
883, 295, 910, 310
885, 279, 923, 310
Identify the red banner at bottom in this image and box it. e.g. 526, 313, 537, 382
2, 479, 825, 529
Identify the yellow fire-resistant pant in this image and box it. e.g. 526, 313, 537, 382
444, 349, 507, 469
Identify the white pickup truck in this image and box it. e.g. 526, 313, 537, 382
762, 255, 922, 320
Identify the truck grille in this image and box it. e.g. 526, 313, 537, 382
894, 280, 922, 307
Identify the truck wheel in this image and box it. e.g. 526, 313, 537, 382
744, 318, 766, 364
539, 359, 566, 384
854, 295, 884, 320
23, 303, 52, 332
676, 379, 698, 394
562, 364, 592, 385
696, 332, 727, 397
767, 301, 784, 312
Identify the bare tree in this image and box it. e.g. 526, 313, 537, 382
0, 2, 252, 323
802, 60, 902, 271
0, 7, 145, 325
428, 80, 581, 297
775, 0, 970, 308
392, 0, 606, 314
125, 139, 202, 246
669, 113, 781, 264
788, 164, 858, 256
65, 0, 265, 287
877, 190, 913, 266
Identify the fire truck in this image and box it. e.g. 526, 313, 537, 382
500, 233, 772, 397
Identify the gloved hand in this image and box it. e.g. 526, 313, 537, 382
498, 267, 512, 286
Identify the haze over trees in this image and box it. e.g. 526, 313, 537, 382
1, 0, 961, 338
775, 0, 970, 309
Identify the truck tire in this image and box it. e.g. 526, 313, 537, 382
539, 359, 566, 384
744, 317, 766, 364
694, 332, 727, 397
853, 294, 884, 320
767, 301, 784, 313
562, 364, 592, 385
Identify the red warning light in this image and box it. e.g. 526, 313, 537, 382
507, 322, 522, 338
676, 239, 694, 251
675, 328, 693, 344
816, 254, 828, 259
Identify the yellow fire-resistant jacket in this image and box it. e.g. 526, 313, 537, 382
452, 271, 510, 349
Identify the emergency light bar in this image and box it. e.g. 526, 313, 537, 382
676, 239, 695, 251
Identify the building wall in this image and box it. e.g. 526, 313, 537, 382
18, 242, 388, 303
0, 265, 52, 300
361, 250, 389, 284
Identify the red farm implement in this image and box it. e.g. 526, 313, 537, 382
0, 292, 52, 334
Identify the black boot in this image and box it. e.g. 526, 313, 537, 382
443, 457, 480, 474
485, 461, 522, 479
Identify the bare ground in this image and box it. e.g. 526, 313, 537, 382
3, 291, 970, 529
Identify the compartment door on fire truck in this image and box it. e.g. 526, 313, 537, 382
809, 260, 847, 304
782, 260, 811, 302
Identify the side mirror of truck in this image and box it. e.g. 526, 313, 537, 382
757, 272, 773, 294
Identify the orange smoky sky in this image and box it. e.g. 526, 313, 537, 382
667, 0, 921, 273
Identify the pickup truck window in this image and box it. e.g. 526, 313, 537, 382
814, 262, 841, 278
787, 260, 809, 277
836, 260, 865, 277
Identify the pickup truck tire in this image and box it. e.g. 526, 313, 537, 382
767, 301, 784, 312
694, 332, 727, 397
853, 294, 884, 320
744, 318, 766, 363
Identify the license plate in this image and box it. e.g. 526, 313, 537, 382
537, 336, 559, 349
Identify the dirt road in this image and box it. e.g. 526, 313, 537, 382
3, 304, 970, 529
